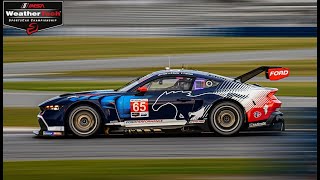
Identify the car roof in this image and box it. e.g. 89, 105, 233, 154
150, 69, 234, 81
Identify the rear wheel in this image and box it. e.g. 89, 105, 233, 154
209, 101, 244, 136
68, 106, 101, 137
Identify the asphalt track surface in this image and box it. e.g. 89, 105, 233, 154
4, 48, 316, 74
3, 130, 316, 162
3, 91, 317, 107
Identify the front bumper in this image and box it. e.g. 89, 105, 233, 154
33, 114, 65, 136
248, 111, 285, 131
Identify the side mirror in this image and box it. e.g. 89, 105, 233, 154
137, 86, 148, 94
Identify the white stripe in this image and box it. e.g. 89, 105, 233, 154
48, 126, 65, 131
106, 119, 187, 127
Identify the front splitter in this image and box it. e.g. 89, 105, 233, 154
33, 130, 64, 136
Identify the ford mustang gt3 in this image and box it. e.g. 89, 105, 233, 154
34, 66, 289, 137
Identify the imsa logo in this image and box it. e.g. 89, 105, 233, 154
21, 3, 29, 8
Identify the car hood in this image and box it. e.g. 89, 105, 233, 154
38, 89, 124, 107
59, 89, 122, 97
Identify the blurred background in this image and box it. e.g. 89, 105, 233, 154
3, 0, 317, 36
3, 0, 317, 180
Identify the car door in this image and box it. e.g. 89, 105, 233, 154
189, 77, 221, 121
118, 75, 196, 123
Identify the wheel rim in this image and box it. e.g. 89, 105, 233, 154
218, 110, 236, 128
70, 108, 99, 135
213, 106, 240, 132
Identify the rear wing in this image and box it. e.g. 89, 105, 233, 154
234, 66, 290, 83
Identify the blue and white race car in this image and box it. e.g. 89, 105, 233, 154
34, 66, 289, 137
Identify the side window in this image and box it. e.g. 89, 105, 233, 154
192, 78, 219, 91
143, 76, 193, 91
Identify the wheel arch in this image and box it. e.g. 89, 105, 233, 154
206, 98, 248, 135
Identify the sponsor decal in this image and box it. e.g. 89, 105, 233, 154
205, 80, 213, 87
53, 132, 62, 136
249, 121, 267, 128
130, 99, 149, 118
253, 111, 262, 118
268, 68, 290, 80
3, 1, 63, 35
157, 72, 193, 76
263, 104, 268, 115
43, 131, 62, 136
189, 120, 205, 124
43, 131, 54, 136
125, 120, 163, 124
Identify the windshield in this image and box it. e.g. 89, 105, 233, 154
116, 77, 142, 92
117, 73, 154, 92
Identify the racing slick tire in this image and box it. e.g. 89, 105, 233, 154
68, 105, 102, 137
209, 101, 244, 136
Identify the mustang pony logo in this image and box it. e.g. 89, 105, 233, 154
152, 91, 221, 121
151, 86, 267, 122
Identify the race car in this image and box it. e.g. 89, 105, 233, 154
34, 66, 289, 137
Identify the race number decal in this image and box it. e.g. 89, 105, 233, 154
130, 99, 149, 118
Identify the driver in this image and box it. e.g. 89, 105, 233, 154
172, 77, 192, 90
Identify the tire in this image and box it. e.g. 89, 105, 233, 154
209, 101, 244, 136
68, 105, 101, 137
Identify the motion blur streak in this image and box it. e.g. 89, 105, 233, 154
3, 0, 317, 36
3, 131, 316, 160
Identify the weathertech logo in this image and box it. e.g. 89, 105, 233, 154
4, 1, 63, 35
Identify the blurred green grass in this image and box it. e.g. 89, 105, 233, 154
3, 107, 39, 127
4, 158, 294, 180
56, 59, 316, 77
3, 37, 316, 63
4, 81, 125, 92
3, 81, 316, 97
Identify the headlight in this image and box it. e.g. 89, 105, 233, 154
44, 105, 60, 110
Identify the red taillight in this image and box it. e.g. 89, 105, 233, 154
267, 91, 278, 100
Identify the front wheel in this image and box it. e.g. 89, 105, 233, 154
68, 105, 101, 137
209, 101, 244, 136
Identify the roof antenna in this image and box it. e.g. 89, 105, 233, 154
165, 56, 171, 70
